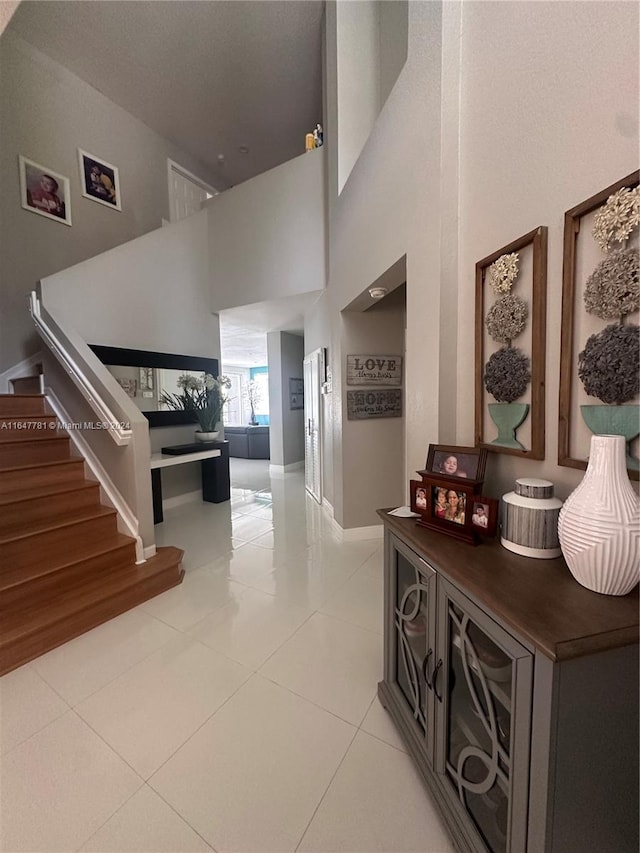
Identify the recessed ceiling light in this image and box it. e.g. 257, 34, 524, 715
238, 145, 250, 155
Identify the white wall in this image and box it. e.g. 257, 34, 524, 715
453, 0, 639, 498
0, 33, 221, 373
325, 0, 638, 532
336, 0, 380, 193
41, 210, 219, 358
336, 0, 408, 193
326, 0, 443, 527
206, 148, 326, 312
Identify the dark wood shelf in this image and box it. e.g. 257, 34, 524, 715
378, 510, 639, 662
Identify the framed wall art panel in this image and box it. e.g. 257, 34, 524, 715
475, 226, 548, 459
558, 170, 639, 479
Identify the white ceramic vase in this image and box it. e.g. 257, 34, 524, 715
195, 430, 220, 443
558, 434, 640, 596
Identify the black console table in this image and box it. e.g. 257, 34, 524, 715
150, 441, 230, 523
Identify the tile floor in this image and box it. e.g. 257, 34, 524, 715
0, 459, 455, 853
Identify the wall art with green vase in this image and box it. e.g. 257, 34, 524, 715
559, 170, 639, 480
475, 226, 548, 459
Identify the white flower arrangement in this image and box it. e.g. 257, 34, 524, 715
592, 186, 639, 253
487, 252, 520, 294
161, 373, 231, 432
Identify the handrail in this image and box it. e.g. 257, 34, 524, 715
29, 290, 132, 446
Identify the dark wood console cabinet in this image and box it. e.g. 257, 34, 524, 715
377, 511, 638, 853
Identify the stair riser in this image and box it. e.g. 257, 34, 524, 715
0, 566, 184, 676
0, 460, 85, 494
0, 542, 137, 611
0, 439, 70, 467
0, 396, 47, 416
10, 377, 42, 395
1, 514, 118, 573
0, 485, 101, 536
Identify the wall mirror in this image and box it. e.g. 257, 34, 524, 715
90, 345, 219, 427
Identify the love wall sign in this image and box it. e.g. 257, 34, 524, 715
346, 355, 403, 386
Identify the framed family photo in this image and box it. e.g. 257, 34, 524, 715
413, 475, 479, 545
425, 444, 487, 483
19, 156, 71, 225
78, 149, 121, 210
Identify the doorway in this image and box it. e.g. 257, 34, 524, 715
303, 348, 323, 503
167, 159, 217, 223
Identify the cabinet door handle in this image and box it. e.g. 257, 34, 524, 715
422, 648, 433, 689
432, 658, 443, 702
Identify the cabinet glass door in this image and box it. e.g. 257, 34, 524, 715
390, 535, 437, 753
437, 580, 532, 853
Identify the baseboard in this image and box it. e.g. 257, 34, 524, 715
339, 524, 384, 541
269, 460, 304, 474
321, 498, 334, 519
0, 352, 42, 393
162, 489, 202, 510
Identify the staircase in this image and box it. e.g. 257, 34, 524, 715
0, 393, 184, 675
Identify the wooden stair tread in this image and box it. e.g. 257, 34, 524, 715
0, 457, 81, 474
0, 504, 116, 544
0, 531, 135, 590
0, 480, 97, 506
0, 547, 184, 646
0, 431, 66, 444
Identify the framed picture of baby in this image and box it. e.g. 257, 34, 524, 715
19, 156, 71, 225
410, 480, 429, 518
470, 497, 499, 537
425, 444, 488, 483
78, 149, 121, 211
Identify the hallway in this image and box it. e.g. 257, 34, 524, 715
0, 460, 453, 852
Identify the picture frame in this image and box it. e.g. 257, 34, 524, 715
78, 148, 121, 211
470, 496, 499, 537
116, 377, 137, 398
139, 367, 154, 391
558, 170, 639, 480
410, 480, 428, 517
475, 226, 547, 459
424, 444, 487, 483
289, 377, 304, 410
19, 156, 71, 226
415, 475, 479, 545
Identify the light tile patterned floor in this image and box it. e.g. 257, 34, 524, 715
0, 459, 455, 852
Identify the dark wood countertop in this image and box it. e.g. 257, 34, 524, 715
378, 510, 639, 662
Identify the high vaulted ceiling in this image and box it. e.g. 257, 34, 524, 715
7, 0, 324, 189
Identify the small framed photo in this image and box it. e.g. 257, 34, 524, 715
19, 156, 71, 225
78, 149, 121, 210
425, 444, 488, 483
470, 496, 499, 537
410, 480, 428, 518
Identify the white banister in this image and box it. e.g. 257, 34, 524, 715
30, 290, 132, 446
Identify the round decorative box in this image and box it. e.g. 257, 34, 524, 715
501, 478, 563, 559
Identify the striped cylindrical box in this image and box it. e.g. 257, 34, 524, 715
501, 478, 563, 559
